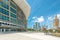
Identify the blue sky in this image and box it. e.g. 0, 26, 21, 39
27, 0, 60, 28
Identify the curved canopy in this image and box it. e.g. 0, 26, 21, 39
13, 0, 31, 19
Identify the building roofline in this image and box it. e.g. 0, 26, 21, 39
13, 0, 31, 19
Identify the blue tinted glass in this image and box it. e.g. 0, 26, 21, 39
2, 4, 9, 9
2, 15, 6, 20
0, 8, 9, 16
3, 0, 9, 2
10, 13, 16, 18
0, 14, 2, 19
2, 8, 9, 16
13, 19, 16, 23
2, 15, 9, 21
10, 7, 16, 14
6, 17, 9, 21
10, 18, 16, 23
0, 8, 2, 13
10, 2, 16, 9
0, 2, 3, 6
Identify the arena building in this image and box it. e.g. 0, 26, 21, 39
0, 0, 30, 32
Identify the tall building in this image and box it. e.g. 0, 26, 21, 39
0, 0, 30, 32
53, 15, 59, 29
33, 22, 40, 31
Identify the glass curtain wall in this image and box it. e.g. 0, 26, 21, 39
0, 0, 27, 31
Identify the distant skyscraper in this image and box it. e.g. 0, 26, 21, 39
53, 15, 59, 29
33, 22, 40, 31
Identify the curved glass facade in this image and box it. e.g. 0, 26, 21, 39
0, 0, 27, 32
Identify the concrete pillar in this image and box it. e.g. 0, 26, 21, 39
1, 29, 2, 32
4, 29, 6, 32
9, 29, 11, 32
0, 29, 1, 32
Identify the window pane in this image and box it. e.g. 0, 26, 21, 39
0, 14, 2, 19
6, 17, 9, 21
0, 8, 2, 13
10, 2, 16, 9
3, 0, 9, 2
10, 12, 16, 18
0, 2, 3, 6
2, 15, 9, 21
2, 8, 9, 16
2, 15, 6, 20
2, 3, 9, 9
10, 18, 16, 23
10, 7, 16, 14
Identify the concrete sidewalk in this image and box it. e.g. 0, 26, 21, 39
0, 32, 60, 40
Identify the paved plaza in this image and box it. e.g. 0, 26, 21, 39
0, 32, 60, 40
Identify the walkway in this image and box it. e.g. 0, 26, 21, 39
0, 32, 60, 40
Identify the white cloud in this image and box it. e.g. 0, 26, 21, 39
32, 17, 36, 19
32, 16, 44, 23
48, 16, 54, 21
57, 14, 60, 19
47, 14, 60, 23
37, 16, 44, 22
48, 16, 52, 20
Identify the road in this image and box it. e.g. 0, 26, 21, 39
0, 32, 60, 40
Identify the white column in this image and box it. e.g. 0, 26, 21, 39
9, 29, 11, 32
0, 29, 1, 32
4, 29, 6, 32
1, 29, 2, 32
